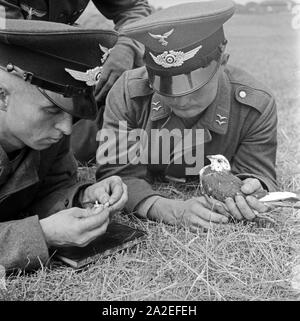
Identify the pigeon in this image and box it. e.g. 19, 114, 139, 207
199, 154, 300, 207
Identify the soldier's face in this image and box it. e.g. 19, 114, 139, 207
160, 68, 220, 119
5, 82, 73, 150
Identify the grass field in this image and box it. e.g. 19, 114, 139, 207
1, 13, 300, 301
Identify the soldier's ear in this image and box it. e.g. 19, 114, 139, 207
220, 53, 230, 66
0, 87, 9, 111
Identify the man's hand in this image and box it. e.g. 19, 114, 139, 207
225, 178, 269, 220
148, 197, 229, 230
81, 176, 128, 213
95, 44, 134, 103
40, 206, 110, 248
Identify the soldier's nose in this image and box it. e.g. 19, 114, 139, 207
55, 112, 73, 136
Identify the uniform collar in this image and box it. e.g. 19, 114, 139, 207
150, 70, 231, 135
150, 92, 171, 121
0, 144, 40, 201
197, 70, 231, 134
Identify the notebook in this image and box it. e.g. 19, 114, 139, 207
54, 221, 147, 269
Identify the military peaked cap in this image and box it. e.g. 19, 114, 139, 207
122, 0, 235, 96
0, 19, 118, 119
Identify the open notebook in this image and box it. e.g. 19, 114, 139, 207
54, 221, 147, 269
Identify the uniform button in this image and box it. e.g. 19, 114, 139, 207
239, 90, 247, 98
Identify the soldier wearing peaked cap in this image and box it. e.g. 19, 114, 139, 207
0, 20, 128, 272
96, 0, 278, 229
0, 0, 152, 162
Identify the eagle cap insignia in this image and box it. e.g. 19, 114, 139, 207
99, 44, 113, 64
20, 3, 47, 20
65, 66, 103, 86
148, 28, 174, 46
149, 44, 202, 68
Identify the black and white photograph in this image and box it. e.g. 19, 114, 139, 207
0, 0, 299, 305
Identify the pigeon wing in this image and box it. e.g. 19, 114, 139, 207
201, 171, 243, 202
259, 191, 300, 202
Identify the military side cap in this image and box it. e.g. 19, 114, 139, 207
122, 0, 235, 96
0, 19, 118, 119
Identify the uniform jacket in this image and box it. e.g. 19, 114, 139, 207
0, 0, 152, 66
96, 66, 278, 215
0, 137, 88, 271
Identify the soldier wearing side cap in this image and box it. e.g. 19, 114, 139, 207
96, 0, 278, 229
0, 0, 152, 162
0, 20, 128, 272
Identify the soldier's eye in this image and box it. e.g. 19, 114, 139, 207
44, 106, 62, 115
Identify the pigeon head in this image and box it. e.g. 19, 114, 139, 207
207, 154, 231, 172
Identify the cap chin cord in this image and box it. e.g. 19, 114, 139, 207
5, 63, 88, 97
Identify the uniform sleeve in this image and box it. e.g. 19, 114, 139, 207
0, 216, 49, 272
231, 97, 278, 192
92, 0, 152, 68
0, 0, 24, 19
96, 72, 162, 215
92, 0, 151, 29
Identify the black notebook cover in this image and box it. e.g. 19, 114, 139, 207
55, 221, 147, 269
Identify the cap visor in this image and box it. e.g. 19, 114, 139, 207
148, 60, 220, 97
40, 89, 97, 120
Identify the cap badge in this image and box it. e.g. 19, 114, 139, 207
20, 3, 46, 20
65, 66, 103, 86
99, 44, 113, 64
149, 44, 202, 68
148, 29, 174, 46
65, 45, 113, 85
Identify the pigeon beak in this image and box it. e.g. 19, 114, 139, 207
206, 155, 215, 161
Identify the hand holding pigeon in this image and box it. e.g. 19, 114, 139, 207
199, 155, 300, 222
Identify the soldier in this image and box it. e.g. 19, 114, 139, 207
96, 0, 278, 229
0, 0, 152, 162
0, 19, 127, 272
